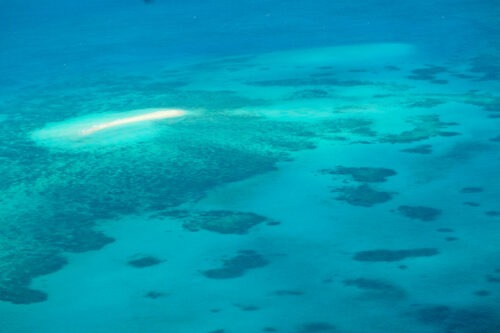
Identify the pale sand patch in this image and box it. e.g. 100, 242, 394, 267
30, 108, 189, 150
80, 109, 186, 136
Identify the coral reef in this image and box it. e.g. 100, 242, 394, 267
233, 303, 260, 311
289, 89, 331, 99
414, 304, 500, 333
436, 228, 454, 233
353, 248, 439, 262
202, 250, 268, 279
343, 278, 406, 298
400, 144, 432, 154
380, 115, 457, 143
128, 255, 164, 268
397, 205, 442, 221
144, 291, 167, 299
460, 187, 483, 193
407, 65, 449, 84
247, 77, 373, 87
0, 255, 67, 304
321, 118, 376, 139
321, 166, 396, 183
407, 98, 445, 108
181, 210, 271, 234
0, 103, 319, 303
334, 184, 394, 206
469, 54, 500, 81
297, 322, 336, 332
273, 290, 304, 296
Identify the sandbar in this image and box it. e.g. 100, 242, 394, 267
80, 109, 186, 136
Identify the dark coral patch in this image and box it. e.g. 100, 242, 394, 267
397, 205, 442, 221
381, 115, 455, 143
486, 275, 500, 283
321, 118, 376, 139
384, 65, 401, 71
407, 65, 448, 82
353, 248, 439, 262
247, 77, 373, 87
407, 98, 445, 108
485, 210, 500, 217
334, 184, 394, 206
203, 250, 268, 279
469, 54, 500, 81
182, 210, 270, 234
414, 304, 500, 332
144, 291, 167, 299
474, 290, 491, 297
273, 289, 304, 296
297, 322, 336, 332
463, 201, 480, 207
59, 230, 115, 253
320, 166, 396, 183
0, 287, 48, 305
128, 255, 164, 268
289, 89, 331, 99
414, 305, 453, 325
460, 187, 483, 193
400, 144, 432, 154
234, 303, 260, 311
343, 278, 406, 298
437, 131, 460, 137
0, 254, 67, 304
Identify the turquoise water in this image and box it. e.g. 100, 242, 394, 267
1, 1, 499, 332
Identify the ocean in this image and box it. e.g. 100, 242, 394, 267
0, 1, 499, 332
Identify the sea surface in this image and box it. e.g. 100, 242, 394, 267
1, 1, 499, 332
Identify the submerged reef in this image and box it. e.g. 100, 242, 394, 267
0, 104, 319, 303
413, 304, 500, 333
320, 166, 396, 183
127, 255, 164, 268
400, 144, 433, 154
289, 89, 331, 99
202, 250, 269, 279
233, 303, 261, 311
397, 205, 442, 221
406, 98, 445, 108
380, 115, 458, 143
353, 248, 439, 262
180, 210, 271, 234
321, 118, 376, 140
468, 54, 500, 81
273, 289, 304, 296
0, 255, 67, 304
407, 65, 449, 84
297, 322, 336, 332
144, 291, 167, 299
343, 278, 406, 298
460, 187, 483, 193
334, 184, 394, 206
247, 77, 375, 87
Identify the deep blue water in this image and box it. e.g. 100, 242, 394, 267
1, 1, 499, 332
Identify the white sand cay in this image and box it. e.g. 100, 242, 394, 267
80, 109, 186, 136
31, 108, 188, 150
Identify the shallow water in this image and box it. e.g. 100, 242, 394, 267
1, 1, 499, 332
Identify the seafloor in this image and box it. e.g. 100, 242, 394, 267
0, 1, 499, 333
